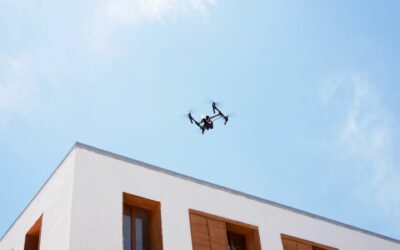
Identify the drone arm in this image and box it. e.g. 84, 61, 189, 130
188, 113, 202, 127
192, 118, 203, 128
193, 120, 201, 127
210, 114, 221, 120
211, 111, 229, 124
192, 119, 206, 134
213, 105, 223, 114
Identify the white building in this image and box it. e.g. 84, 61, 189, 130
1, 142, 399, 250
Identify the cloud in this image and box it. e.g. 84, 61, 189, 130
87, 0, 217, 51
0, 56, 40, 126
104, 0, 216, 23
0, 0, 219, 126
321, 71, 400, 228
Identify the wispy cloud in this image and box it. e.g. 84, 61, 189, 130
0, 0, 218, 125
321, 71, 400, 229
0, 55, 40, 126
87, 0, 217, 51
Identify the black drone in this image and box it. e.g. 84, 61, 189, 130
188, 102, 229, 134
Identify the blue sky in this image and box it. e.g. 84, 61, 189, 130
1, 0, 400, 240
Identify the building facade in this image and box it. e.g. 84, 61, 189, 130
1, 142, 399, 250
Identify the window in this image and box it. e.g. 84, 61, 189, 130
189, 210, 261, 250
227, 232, 246, 250
281, 234, 337, 250
24, 215, 42, 250
123, 193, 163, 250
123, 206, 151, 250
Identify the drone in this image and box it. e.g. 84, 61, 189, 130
188, 102, 229, 134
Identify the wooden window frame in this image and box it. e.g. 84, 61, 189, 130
189, 209, 261, 250
24, 215, 43, 250
123, 193, 163, 250
281, 234, 338, 250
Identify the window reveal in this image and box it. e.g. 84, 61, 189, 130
24, 215, 42, 250
122, 193, 163, 250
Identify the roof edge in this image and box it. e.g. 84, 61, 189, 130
0, 143, 79, 241
74, 142, 400, 245
2, 142, 399, 245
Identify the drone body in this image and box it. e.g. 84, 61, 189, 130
188, 102, 229, 134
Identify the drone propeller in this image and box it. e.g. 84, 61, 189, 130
181, 109, 196, 124
210, 100, 222, 106
181, 108, 195, 117
211, 101, 224, 114
206, 99, 222, 108
223, 113, 235, 125
223, 115, 229, 125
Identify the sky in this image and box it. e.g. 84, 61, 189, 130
1, 0, 400, 241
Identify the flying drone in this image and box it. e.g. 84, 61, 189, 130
188, 102, 229, 134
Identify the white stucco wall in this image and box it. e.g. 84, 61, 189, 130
0, 150, 76, 250
1, 144, 399, 250
68, 146, 400, 250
